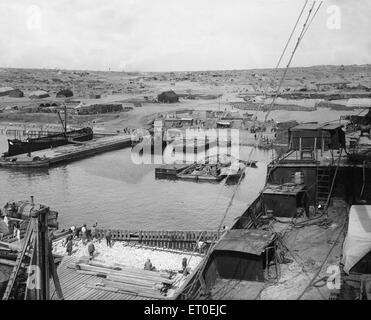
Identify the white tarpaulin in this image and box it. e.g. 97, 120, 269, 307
342, 205, 371, 274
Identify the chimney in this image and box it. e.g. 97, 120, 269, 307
30, 196, 34, 206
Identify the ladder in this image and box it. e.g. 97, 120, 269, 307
2, 219, 34, 300
316, 167, 331, 205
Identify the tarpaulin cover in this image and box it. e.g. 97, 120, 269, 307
342, 205, 371, 274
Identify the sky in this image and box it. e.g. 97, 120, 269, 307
0, 0, 370, 72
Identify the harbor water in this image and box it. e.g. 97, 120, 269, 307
0, 133, 273, 230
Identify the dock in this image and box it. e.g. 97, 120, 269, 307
0, 134, 132, 168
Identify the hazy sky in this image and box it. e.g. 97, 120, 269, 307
0, 0, 370, 71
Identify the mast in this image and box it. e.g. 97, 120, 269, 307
64, 105, 67, 133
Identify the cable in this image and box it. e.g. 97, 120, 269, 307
184, 1, 322, 300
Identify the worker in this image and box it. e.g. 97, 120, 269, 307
3, 215, 9, 228
16, 227, 21, 242
105, 230, 112, 248
81, 224, 87, 245
87, 242, 95, 260
13, 223, 18, 238
66, 238, 73, 256
181, 257, 189, 275
91, 221, 97, 240
70, 225, 76, 238
144, 258, 153, 271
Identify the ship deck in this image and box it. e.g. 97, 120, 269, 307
50, 256, 154, 300
206, 201, 348, 300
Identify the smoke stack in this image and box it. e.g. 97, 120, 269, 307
30, 196, 34, 206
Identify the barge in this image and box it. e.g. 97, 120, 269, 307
0, 134, 131, 169
176, 118, 371, 300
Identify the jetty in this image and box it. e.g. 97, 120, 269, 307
0, 134, 131, 168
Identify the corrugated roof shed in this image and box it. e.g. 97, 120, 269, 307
214, 230, 275, 255
290, 123, 343, 131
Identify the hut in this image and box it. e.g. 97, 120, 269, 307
8, 89, 24, 98
216, 121, 231, 129
56, 89, 73, 98
75, 103, 123, 115
157, 90, 179, 103
0, 87, 15, 97
288, 123, 345, 152
29, 90, 50, 99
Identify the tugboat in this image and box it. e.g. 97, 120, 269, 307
3, 106, 93, 157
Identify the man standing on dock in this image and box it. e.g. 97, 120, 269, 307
81, 224, 87, 245
66, 237, 73, 256
88, 241, 95, 260
105, 230, 112, 248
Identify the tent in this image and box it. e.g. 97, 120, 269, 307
157, 90, 179, 103
56, 89, 73, 98
342, 205, 371, 274
29, 90, 50, 99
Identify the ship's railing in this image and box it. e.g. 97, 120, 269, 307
95, 229, 220, 252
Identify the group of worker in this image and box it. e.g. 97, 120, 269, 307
143, 257, 190, 275
64, 222, 114, 260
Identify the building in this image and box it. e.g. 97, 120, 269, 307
0, 87, 24, 98
216, 121, 231, 129
29, 90, 50, 99
315, 81, 350, 91
75, 103, 123, 115
157, 90, 179, 103
288, 123, 345, 153
8, 89, 24, 98
56, 89, 73, 98
163, 117, 194, 128
89, 94, 101, 99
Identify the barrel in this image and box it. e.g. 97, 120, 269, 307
294, 171, 304, 185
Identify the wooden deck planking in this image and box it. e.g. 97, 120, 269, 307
51, 256, 162, 300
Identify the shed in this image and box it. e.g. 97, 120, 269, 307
0, 87, 14, 97
157, 90, 179, 103
288, 122, 345, 151
203, 229, 276, 284
89, 94, 101, 99
216, 121, 231, 129
342, 205, 371, 274
262, 183, 309, 217
29, 90, 50, 99
75, 103, 123, 115
56, 89, 73, 98
8, 89, 24, 98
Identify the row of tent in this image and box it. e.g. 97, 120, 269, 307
0, 87, 74, 99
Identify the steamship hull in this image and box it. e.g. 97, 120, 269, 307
5, 127, 93, 156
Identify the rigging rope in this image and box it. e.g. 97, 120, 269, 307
185, 0, 324, 300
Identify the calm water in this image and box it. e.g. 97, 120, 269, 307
1, 108, 363, 230
0, 134, 273, 230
